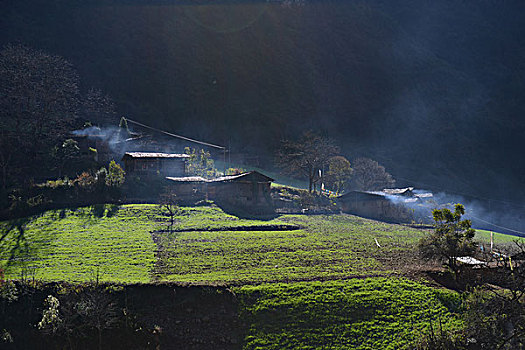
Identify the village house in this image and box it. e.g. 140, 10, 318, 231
122, 152, 190, 177
337, 190, 412, 222
337, 187, 434, 223
166, 171, 274, 211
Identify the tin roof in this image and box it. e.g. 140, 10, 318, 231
122, 152, 190, 159
166, 171, 274, 184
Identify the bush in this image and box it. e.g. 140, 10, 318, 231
74, 172, 96, 190
106, 161, 125, 187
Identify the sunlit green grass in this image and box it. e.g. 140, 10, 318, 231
1, 204, 520, 284
236, 277, 463, 350
0, 204, 158, 283
475, 229, 523, 245
154, 212, 426, 283
1, 204, 426, 284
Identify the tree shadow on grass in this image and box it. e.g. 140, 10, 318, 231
0, 216, 53, 277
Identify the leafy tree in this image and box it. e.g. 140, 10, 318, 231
418, 204, 476, 275
350, 157, 395, 191
0, 44, 80, 185
51, 138, 80, 177
184, 147, 217, 179
323, 156, 353, 193
106, 160, 125, 187
38, 295, 62, 334
276, 131, 339, 193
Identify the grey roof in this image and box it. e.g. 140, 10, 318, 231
123, 152, 190, 159
166, 176, 208, 182
166, 171, 274, 184
382, 187, 414, 195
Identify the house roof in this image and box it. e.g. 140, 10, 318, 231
382, 187, 414, 195
210, 171, 274, 183
122, 152, 190, 159
166, 176, 208, 182
456, 256, 487, 265
337, 190, 387, 201
166, 171, 274, 184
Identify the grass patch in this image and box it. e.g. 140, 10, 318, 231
0, 204, 157, 283
475, 229, 523, 245
236, 277, 463, 350
1, 204, 427, 284
5, 204, 520, 285
154, 210, 425, 283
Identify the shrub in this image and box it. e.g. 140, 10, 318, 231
74, 172, 96, 190
106, 161, 125, 187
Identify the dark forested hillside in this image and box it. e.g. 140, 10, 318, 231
2, 0, 525, 204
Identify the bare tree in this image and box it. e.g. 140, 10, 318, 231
276, 131, 339, 193
350, 157, 395, 191
159, 189, 180, 232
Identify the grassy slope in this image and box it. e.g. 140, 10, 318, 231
237, 278, 463, 350
0, 204, 157, 283
1, 204, 427, 284
3, 204, 520, 349
475, 229, 523, 245
153, 209, 424, 283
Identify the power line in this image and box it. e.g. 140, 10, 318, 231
469, 215, 525, 236
122, 117, 226, 150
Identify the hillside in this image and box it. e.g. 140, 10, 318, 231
0, 204, 472, 349
1, 204, 427, 283
1, 0, 525, 204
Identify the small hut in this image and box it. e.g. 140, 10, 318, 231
337, 190, 412, 222
122, 152, 190, 177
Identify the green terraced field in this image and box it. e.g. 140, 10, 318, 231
236, 278, 463, 350
3, 204, 520, 349
1, 204, 520, 285
1, 204, 427, 284
0, 204, 157, 283
154, 213, 425, 283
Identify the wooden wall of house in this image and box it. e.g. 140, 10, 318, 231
211, 181, 272, 208
166, 182, 207, 204
340, 198, 411, 223
125, 159, 186, 177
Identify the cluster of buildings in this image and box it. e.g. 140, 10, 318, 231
121, 152, 274, 212
72, 125, 434, 221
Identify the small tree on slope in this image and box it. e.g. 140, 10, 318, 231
418, 203, 476, 276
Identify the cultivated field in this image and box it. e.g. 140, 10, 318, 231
1, 204, 427, 283
236, 278, 462, 350
2, 204, 516, 349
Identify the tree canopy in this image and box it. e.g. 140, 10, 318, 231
276, 131, 340, 193
350, 157, 395, 191
0, 44, 81, 187
323, 156, 353, 194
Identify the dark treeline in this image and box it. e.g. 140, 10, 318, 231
1, 0, 525, 205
